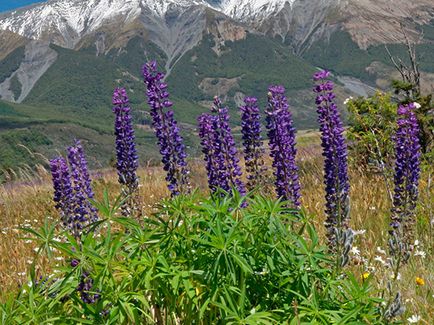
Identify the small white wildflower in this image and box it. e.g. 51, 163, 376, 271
353, 229, 366, 236
414, 239, 420, 246
343, 96, 353, 105
376, 247, 387, 255
407, 315, 421, 323
374, 256, 387, 265
414, 250, 426, 258
17, 272, 26, 277
33, 247, 39, 253
413, 102, 421, 109
368, 206, 376, 211
350, 246, 360, 256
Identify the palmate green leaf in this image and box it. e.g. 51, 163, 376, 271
20, 217, 59, 260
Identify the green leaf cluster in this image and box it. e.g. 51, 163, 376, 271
1, 192, 385, 324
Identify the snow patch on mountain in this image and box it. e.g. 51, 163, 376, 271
208, 0, 295, 21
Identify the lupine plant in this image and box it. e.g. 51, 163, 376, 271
389, 103, 421, 259
112, 87, 139, 216
313, 70, 353, 267
198, 97, 246, 197
240, 96, 267, 191
142, 60, 190, 196
266, 85, 301, 208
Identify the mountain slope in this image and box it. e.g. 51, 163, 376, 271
0, 0, 433, 177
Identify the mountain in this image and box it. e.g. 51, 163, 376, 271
0, 0, 433, 179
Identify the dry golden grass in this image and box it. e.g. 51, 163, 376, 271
0, 137, 433, 321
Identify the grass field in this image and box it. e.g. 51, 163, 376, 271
0, 133, 433, 322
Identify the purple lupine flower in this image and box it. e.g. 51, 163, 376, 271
213, 97, 246, 196
112, 87, 139, 190
142, 60, 190, 196
77, 271, 100, 304
198, 113, 222, 192
389, 103, 421, 256
112, 88, 139, 216
240, 96, 266, 191
313, 70, 352, 262
266, 85, 301, 208
49, 157, 75, 229
67, 140, 98, 234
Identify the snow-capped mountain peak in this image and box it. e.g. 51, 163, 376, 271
208, 0, 294, 20
0, 0, 293, 44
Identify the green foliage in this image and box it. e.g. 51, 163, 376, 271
346, 92, 397, 167
303, 31, 434, 81
0, 193, 385, 324
168, 34, 317, 128
303, 31, 373, 80
0, 46, 24, 84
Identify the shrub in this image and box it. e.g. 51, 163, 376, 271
1, 193, 384, 324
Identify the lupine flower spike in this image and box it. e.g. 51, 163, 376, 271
50, 141, 97, 238
313, 70, 352, 267
142, 60, 190, 196
240, 96, 267, 191
198, 113, 222, 193
112, 87, 139, 216
50, 157, 75, 232
389, 103, 421, 260
67, 141, 98, 232
212, 97, 247, 198
266, 85, 301, 208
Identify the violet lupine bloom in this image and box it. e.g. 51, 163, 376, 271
198, 113, 222, 192
77, 271, 100, 304
112, 87, 139, 190
212, 97, 247, 197
142, 60, 190, 196
266, 85, 301, 208
313, 70, 352, 263
389, 103, 421, 256
49, 157, 75, 229
240, 96, 266, 191
112, 88, 139, 216
67, 141, 98, 232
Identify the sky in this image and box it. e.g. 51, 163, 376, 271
0, 0, 46, 13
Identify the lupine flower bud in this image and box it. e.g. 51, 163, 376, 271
266, 85, 301, 208
313, 70, 351, 259
142, 60, 190, 196
112, 87, 139, 215
389, 103, 421, 257
240, 96, 266, 191
77, 271, 100, 304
